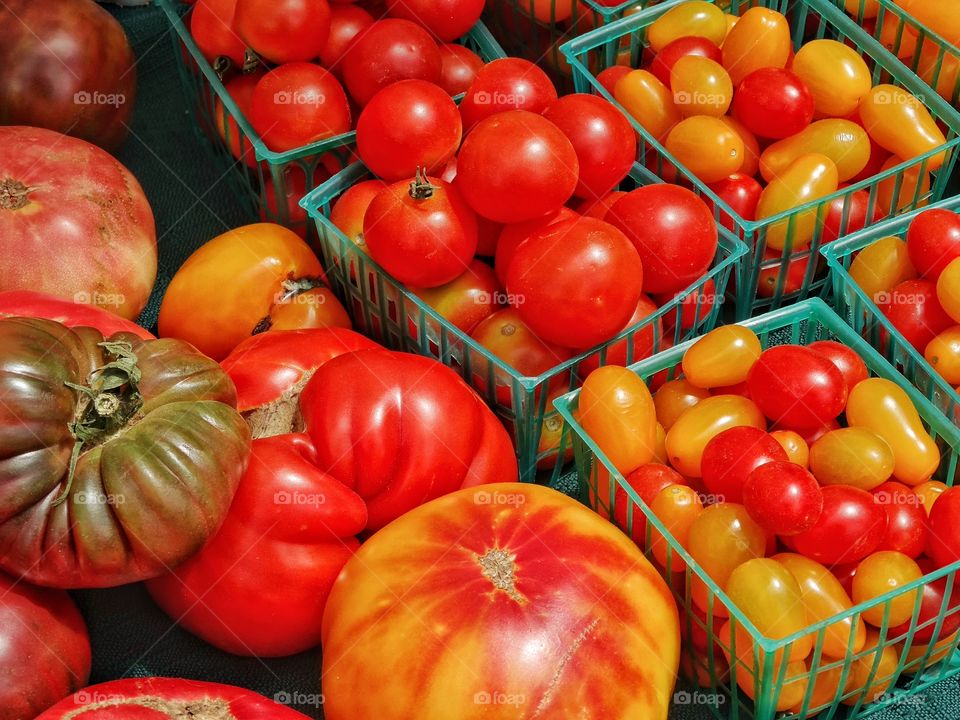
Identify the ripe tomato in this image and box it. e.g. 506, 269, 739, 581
653, 378, 710, 430
665, 115, 744, 183
872, 481, 928, 558
876, 155, 931, 215
341, 19, 442, 107
743, 461, 823, 535
732, 68, 815, 140
726, 559, 812, 657
757, 153, 839, 252
507, 217, 643, 349
665, 395, 766, 478
859, 85, 948, 169
437, 44, 483, 95
700, 426, 787, 503
890, 558, 960, 643
455, 111, 579, 223
356, 80, 461, 182
190, 0, 245, 66
809, 427, 894, 490
809, 340, 869, 389
770, 430, 809, 466
234, 0, 331, 65
649, 484, 703, 572
596, 65, 632, 97
925, 325, 960, 383
363, 175, 478, 288
791, 39, 872, 117
410, 258, 501, 335
647, 1, 727, 53
613, 70, 682, 141
580, 366, 658, 474
705, 173, 762, 233
657, 277, 719, 332
722, 115, 761, 176
721, 7, 791, 85
649, 36, 722, 86
542, 94, 636, 200
760, 120, 870, 183
385, 0, 483, 42
792, 485, 888, 565
459, 58, 558, 131
879, 278, 955, 351
329, 179, 387, 249
213, 71, 261, 169
821, 188, 883, 244
0, 290, 153, 339
852, 550, 923, 627
249, 63, 351, 153
915, 479, 948, 516
669, 56, 732, 116
494, 207, 579, 285
747, 345, 848, 429
938, 257, 960, 323
683, 325, 761, 388
605, 463, 687, 543
925, 487, 960, 567
578, 294, 662, 375
321, 4, 374, 73
849, 235, 917, 302
607, 184, 718, 295
907, 208, 960, 280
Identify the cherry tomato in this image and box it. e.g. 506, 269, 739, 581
234, 0, 330, 65
700, 427, 787, 504
410, 258, 501, 335
721, 7, 791, 86
384, 0, 482, 42
842, 630, 898, 705
596, 65, 632, 97
852, 550, 923, 627
605, 462, 687, 543
665, 395, 766, 478
613, 70, 681, 141
647, 1, 727, 53
682, 325, 761, 388
649, 36, 722, 86
356, 80, 461, 182
719, 622, 809, 710
889, 558, 960, 644
573, 190, 627, 221
756, 250, 812, 299
925, 487, 960, 567
458, 58, 557, 131
915, 480, 948, 516
791, 665, 844, 713
760, 120, 869, 183
654, 379, 711, 430
329, 179, 387, 250
341, 19, 442, 107
743, 461, 823, 535
436, 44, 483, 96
733, 68, 815, 140
578, 295, 662, 375
809, 427, 894, 490
542, 94, 637, 200
705, 173, 762, 233
321, 4, 374, 74
607, 184, 719, 295
214, 72, 262, 169
821, 189, 884, 245
756, 154, 839, 252
907, 208, 960, 280
649, 484, 704, 572
721, 116, 761, 177
456, 111, 578, 223
872, 481, 928, 558
938, 258, 960, 324
879, 278, 954, 351
850, 236, 917, 302
876, 155, 931, 215
580, 365, 658, 474
791, 39, 872, 117
809, 340, 869, 390
249, 64, 352, 153
925, 325, 960, 383
665, 116, 744, 184
656, 278, 719, 332
793, 485, 888, 565
771, 430, 809, 467
774, 552, 866, 659
670, 56, 732, 117
747, 345, 848, 429
859, 85, 948, 169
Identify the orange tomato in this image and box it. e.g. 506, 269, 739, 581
770, 430, 809, 467
842, 630, 898, 705
614, 70, 681, 141
791, 664, 844, 714
649, 484, 704, 572
718, 622, 809, 711
721, 116, 761, 177
937, 257, 960, 323
791, 39, 872, 117
896, 0, 960, 46
849, 236, 918, 302
756, 154, 839, 251
721, 7, 791, 86
648, 1, 728, 53
852, 551, 923, 627
859, 85, 948, 169
664, 395, 766, 477
808, 427, 895, 490
580, 366, 658, 474
682, 325, 762, 388
876, 155, 931, 215
665, 115, 744, 183
925, 325, 960, 383
670, 56, 733, 117
268, 286, 351, 331
759, 120, 870, 183
844, 0, 880, 18
914, 479, 948, 515
654, 378, 711, 430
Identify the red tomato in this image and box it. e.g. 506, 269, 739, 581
190, 0, 245, 66
649, 36, 723, 86
385, 0, 484, 42
341, 19, 442, 107
438, 44, 484, 96
732, 68, 815, 139
410, 258, 502, 334
0, 290, 153, 338
792, 485, 888, 564
747, 345, 848, 428
578, 294, 662, 375
607, 184, 719, 295
808, 340, 869, 390
261, 161, 341, 236
542, 94, 637, 200
574, 190, 627, 220
596, 65, 631, 97
455, 111, 579, 223
705, 173, 763, 233
363, 175, 478, 288
907, 208, 960, 280
213, 71, 262, 169
356, 80, 462, 182
872, 481, 928, 558
321, 4, 375, 74
701, 427, 788, 504
234, 0, 331, 65
494, 207, 580, 286
507, 217, 644, 349
926, 487, 960, 568
756, 251, 811, 299
772, 418, 841, 445
889, 558, 960, 643
656, 278, 718, 331
249, 63, 351, 153
742, 461, 823, 535
458, 58, 558, 131
821, 189, 884, 244
879, 278, 955, 351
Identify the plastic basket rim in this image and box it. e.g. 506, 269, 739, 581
157, 0, 506, 165
300, 159, 749, 391
558, 0, 960, 236
554, 297, 960, 652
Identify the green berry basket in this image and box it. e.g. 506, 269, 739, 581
822, 196, 960, 422
554, 298, 960, 720
300, 160, 747, 484
560, 0, 960, 321
158, 0, 506, 237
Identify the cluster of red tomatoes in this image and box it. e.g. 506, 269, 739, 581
848, 207, 960, 390
579, 323, 958, 712
597, 2, 948, 295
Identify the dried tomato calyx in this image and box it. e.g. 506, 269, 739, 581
0, 178, 32, 210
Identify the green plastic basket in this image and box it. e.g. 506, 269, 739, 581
158, 0, 506, 237
300, 160, 747, 484
823, 196, 960, 422
561, 0, 960, 320
555, 298, 960, 720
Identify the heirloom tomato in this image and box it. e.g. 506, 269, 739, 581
0, 290, 153, 339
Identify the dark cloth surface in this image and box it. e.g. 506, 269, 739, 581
69, 3, 960, 719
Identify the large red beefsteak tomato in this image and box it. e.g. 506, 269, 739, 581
0, 571, 90, 719
0, 127, 157, 320
321, 483, 680, 719
146, 433, 367, 657
0, 318, 251, 587
35, 678, 311, 719
300, 349, 518, 530
0, 290, 154, 339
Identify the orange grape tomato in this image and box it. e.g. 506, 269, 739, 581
682, 325, 762, 388
914, 479, 948, 516
756, 153, 839, 252
897, 0, 960, 46
876, 155, 931, 215
808, 427, 895, 490
846, 378, 940, 486
665, 395, 767, 477
664, 115, 744, 184
849, 236, 918, 303
842, 630, 898, 705
937, 258, 960, 323
843, 0, 880, 18
791, 664, 844, 714
654, 378, 711, 430
852, 550, 923, 627
877, 12, 919, 60
718, 622, 809, 711
725, 558, 813, 661
613, 69, 682, 141
925, 325, 960, 384
654, 422, 668, 464
721, 116, 761, 177
759, 120, 870, 183
721, 7, 791, 86
649, 484, 704, 572
770, 430, 809, 467
774, 552, 866, 659
580, 366, 658, 474
915, 42, 960, 102
670, 56, 733, 117
859, 85, 948, 169
791, 39, 872, 118
904, 631, 959, 670
647, 1, 728, 53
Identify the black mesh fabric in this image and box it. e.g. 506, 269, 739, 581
67, 4, 960, 719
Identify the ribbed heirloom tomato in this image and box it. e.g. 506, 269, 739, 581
321, 484, 680, 720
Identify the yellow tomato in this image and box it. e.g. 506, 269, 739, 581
757, 154, 839, 251
580, 366, 658, 474
859, 85, 948, 169
670, 56, 733, 117
844, 0, 880, 17
721, 116, 761, 177
770, 430, 809, 467
852, 551, 923, 627
876, 155, 931, 215
649, 484, 703, 572
849, 236, 918, 303
654, 378, 711, 430
914, 479, 948, 515
664, 395, 766, 477
925, 325, 960, 384
808, 427, 895, 490
721, 7, 791, 86
614, 69, 681, 141
719, 622, 809, 711
682, 325, 762, 388
654, 422, 667, 464
842, 630, 898, 705
791, 664, 844, 714
896, 0, 960, 46
792, 39, 872, 117
665, 115, 744, 183
760, 120, 870, 183
936, 257, 960, 323
648, 1, 728, 53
